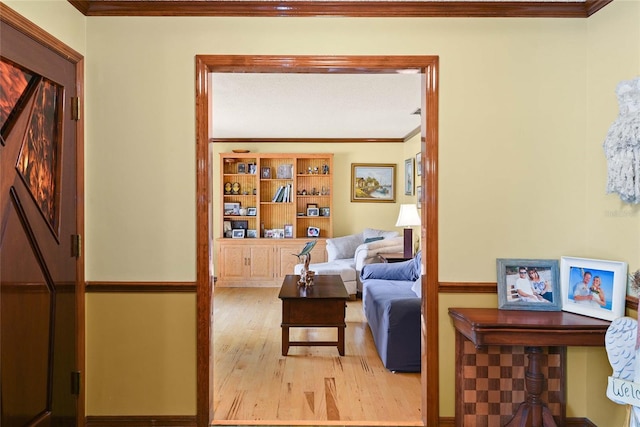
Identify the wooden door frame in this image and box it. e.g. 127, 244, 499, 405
0, 4, 86, 426
195, 54, 438, 427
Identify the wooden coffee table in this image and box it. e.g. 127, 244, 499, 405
278, 274, 349, 356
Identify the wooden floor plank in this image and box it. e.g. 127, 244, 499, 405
212, 287, 422, 425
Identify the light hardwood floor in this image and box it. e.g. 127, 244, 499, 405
212, 287, 422, 426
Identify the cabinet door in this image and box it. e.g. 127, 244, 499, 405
247, 246, 274, 280
278, 246, 300, 278
219, 245, 246, 279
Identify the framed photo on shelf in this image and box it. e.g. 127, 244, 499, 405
261, 167, 271, 179
277, 164, 293, 179
320, 207, 330, 217
237, 163, 247, 174
224, 202, 240, 215
307, 226, 320, 237
307, 207, 319, 217
496, 258, 561, 311
230, 220, 248, 230
231, 229, 245, 238
246, 229, 257, 238
404, 157, 414, 196
247, 207, 257, 216
560, 256, 628, 321
284, 224, 293, 238
351, 163, 396, 203
248, 163, 257, 174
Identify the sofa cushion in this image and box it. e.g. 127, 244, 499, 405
411, 277, 422, 298
360, 258, 419, 282
363, 227, 399, 241
326, 233, 363, 261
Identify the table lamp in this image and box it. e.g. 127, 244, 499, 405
395, 204, 421, 258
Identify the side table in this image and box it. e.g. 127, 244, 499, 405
448, 307, 610, 427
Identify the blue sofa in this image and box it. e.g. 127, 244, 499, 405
360, 252, 422, 372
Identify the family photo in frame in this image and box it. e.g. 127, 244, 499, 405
496, 258, 561, 311
560, 256, 628, 321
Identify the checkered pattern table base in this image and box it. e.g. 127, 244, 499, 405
456, 337, 566, 427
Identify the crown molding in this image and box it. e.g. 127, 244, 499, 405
67, 0, 613, 18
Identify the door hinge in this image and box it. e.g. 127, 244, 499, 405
71, 371, 81, 396
71, 234, 82, 258
71, 97, 80, 121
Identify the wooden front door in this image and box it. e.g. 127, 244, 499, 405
1, 9, 82, 427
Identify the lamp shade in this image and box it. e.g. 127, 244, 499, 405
395, 204, 421, 227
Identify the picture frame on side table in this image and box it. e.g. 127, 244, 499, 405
351, 163, 396, 203
560, 256, 628, 321
404, 157, 414, 196
496, 258, 561, 311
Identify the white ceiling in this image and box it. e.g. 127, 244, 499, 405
210, 73, 423, 140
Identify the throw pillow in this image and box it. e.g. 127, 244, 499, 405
364, 236, 384, 244
362, 227, 399, 241
360, 259, 418, 281
326, 233, 363, 261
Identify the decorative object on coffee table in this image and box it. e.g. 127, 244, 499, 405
293, 240, 317, 287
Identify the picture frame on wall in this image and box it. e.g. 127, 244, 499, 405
416, 186, 422, 208
496, 258, 561, 311
404, 158, 414, 196
416, 152, 422, 176
350, 163, 396, 203
560, 256, 628, 321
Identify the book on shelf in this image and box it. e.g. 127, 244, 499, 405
272, 186, 284, 202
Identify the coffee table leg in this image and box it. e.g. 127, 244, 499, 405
282, 326, 289, 356
338, 326, 345, 356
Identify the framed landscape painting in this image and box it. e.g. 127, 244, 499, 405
351, 163, 396, 203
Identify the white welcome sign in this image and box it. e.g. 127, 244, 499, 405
608, 377, 640, 408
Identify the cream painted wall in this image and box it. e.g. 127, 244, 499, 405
6, 0, 639, 422
3, 0, 86, 54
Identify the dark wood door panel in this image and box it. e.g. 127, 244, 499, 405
1, 9, 79, 427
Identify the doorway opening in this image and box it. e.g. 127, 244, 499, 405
195, 55, 439, 427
